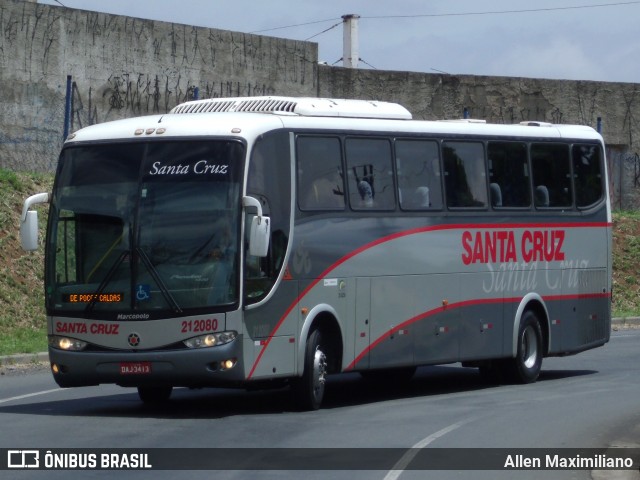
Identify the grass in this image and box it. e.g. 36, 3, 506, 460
0, 169, 52, 356
612, 210, 640, 318
0, 168, 638, 355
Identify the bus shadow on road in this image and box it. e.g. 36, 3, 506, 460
0, 365, 597, 419
320, 365, 597, 409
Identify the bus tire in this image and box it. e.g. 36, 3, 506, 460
293, 329, 328, 411
505, 310, 543, 384
137, 386, 173, 404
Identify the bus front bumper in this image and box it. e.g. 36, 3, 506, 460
48, 338, 245, 388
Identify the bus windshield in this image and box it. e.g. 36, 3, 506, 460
46, 140, 244, 318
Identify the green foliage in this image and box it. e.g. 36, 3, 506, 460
0, 169, 53, 355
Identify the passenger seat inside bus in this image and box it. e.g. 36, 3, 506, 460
489, 183, 502, 208
535, 185, 550, 207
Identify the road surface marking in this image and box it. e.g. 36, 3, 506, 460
383, 416, 477, 480
0, 388, 62, 405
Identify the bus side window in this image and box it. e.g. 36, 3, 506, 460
531, 143, 572, 208
487, 141, 531, 208
395, 139, 442, 210
443, 141, 488, 209
345, 138, 395, 210
572, 144, 604, 208
297, 136, 345, 211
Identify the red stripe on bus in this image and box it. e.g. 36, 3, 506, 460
246, 221, 611, 379
345, 292, 611, 371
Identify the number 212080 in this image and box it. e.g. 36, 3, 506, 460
181, 318, 219, 333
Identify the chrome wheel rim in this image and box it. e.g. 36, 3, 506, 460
312, 347, 327, 401
521, 325, 538, 369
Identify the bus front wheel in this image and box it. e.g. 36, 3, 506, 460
505, 310, 543, 384
293, 329, 327, 411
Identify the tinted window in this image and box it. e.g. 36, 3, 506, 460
346, 138, 395, 210
572, 144, 604, 208
487, 142, 531, 208
297, 136, 345, 211
395, 139, 442, 210
443, 141, 487, 208
245, 131, 291, 304
531, 143, 572, 208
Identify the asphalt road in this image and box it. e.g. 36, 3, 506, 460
1, 329, 639, 480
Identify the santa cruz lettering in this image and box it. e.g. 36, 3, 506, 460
462, 229, 565, 265
149, 161, 228, 176
56, 322, 120, 335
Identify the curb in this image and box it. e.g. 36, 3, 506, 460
611, 317, 640, 327
0, 351, 49, 367
1, 318, 639, 368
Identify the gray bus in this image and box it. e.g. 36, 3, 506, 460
21, 96, 611, 410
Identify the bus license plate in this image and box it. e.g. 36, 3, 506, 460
120, 362, 152, 375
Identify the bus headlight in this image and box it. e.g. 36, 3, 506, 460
49, 336, 88, 351
183, 331, 237, 349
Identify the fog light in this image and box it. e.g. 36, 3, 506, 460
51, 363, 59, 374
220, 358, 237, 371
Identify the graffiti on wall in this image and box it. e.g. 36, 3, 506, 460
69, 72, 278, 130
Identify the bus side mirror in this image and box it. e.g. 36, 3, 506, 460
21, 211, 40, 251
243, 196, 270, 257
20, 192, 50, 251
249, 215, 270, 257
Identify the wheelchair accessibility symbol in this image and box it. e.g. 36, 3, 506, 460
136, 284, 151, 301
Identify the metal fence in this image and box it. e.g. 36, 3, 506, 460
608, 147, 640, 211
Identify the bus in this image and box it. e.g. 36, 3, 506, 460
20, 96, 611, 410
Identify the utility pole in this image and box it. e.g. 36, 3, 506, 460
342, 14, 360, 68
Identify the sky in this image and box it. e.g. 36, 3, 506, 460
37, 0, 640, 84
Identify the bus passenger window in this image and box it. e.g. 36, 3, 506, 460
296, 136, 345, 211
395, 139, 442, 210
572, 144, 603, 208
531, 143, 572, 208
346, 138, 395, 210
487, 142, 531, 208
443, 142, 487, 208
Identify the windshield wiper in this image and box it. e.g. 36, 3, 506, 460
86, 251, 129, 313
136, 247, 182, 314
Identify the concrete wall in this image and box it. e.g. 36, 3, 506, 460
0, 0, 317, 170
318, 66, 638, 148
2, 0, 639, 206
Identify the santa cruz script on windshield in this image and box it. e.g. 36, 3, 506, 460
148, 161, 229, 176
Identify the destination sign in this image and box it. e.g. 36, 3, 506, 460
62, 293, 124, 303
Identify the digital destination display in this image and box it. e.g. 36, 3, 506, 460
62, 293, 124, 303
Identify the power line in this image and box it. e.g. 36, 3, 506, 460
361, 1, 640, 20
305, 21, 342, 41
250, 17, 341, 34
248, 2, 639, 36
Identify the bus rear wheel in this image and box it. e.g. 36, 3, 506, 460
504, 310, 543, 384
137, 386, 173, 404
293, 329, 327, 411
